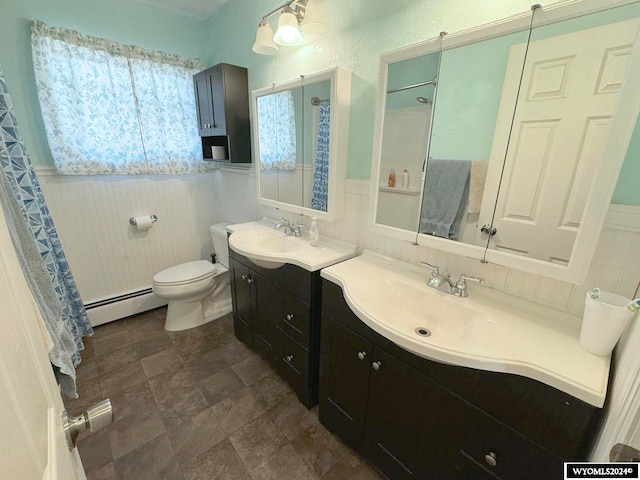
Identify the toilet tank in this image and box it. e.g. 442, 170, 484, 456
210, 222, 231, 268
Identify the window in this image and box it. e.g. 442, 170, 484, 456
31, 21, 210, 174
256, 91, 297, 171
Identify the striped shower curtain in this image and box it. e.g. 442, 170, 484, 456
311, 102, 330, 211
0, 64, 92, 397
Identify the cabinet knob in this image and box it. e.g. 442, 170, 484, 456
247, 277, 254, 284
484, 452, 497, 467
357, 351, 367, 360
285, 355, 294, 362
241, 274, 247, 281
372, 361, 382, 370
286, 314, 294, 321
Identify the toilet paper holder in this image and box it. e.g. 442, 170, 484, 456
129, 215, 158, 226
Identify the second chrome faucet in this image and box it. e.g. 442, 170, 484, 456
419, 261, 484, 298
274, 218, 304, 237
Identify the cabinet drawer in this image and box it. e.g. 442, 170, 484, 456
443, 395, 563, 480
276, 328, 309, 397
278, 294, 310, 348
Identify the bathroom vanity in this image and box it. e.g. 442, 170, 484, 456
229, 249, 321, 407
227, 220, 357, 408
319, 252, 609, 480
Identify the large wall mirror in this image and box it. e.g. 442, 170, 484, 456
370, 0, 640, 284
253, 67, 351, 221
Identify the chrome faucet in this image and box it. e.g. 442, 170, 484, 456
419, 261, 484, 297
274, 218, 304, 237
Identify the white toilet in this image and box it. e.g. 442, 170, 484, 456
152, 222, 232, 331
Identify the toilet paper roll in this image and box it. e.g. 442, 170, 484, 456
211, 146, 227, 160
132, 215, 154, 231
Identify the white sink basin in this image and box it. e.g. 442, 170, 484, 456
371, 279, 492, 346
227, 220, 357, 272
321, 250, 610, 408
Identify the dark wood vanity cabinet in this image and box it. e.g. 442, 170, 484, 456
228, 249, 321, 408
319, 280, 605, 480
193, 63, 251, 163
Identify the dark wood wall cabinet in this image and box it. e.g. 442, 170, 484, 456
229, 248, 322, 408
193, 63, 251, 164
319, 280, 605, 480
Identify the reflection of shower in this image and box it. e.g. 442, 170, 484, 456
416, 96, 432, 105
310, 96, 329, 105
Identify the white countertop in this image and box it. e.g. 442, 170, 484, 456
227, 219, 357, 272
321, 250, 610, 407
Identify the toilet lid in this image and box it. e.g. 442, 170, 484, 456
153, 260, 216, 286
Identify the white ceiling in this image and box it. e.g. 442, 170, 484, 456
138, 0, 232, 20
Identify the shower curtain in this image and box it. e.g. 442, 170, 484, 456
0, 64, 92, 397
311, 102, 330, 211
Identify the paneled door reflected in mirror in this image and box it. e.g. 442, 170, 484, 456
376, 52, 440, 231
483, 3, 640, 264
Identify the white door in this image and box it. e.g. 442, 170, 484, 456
0, 203, 86, 479
478, 19, 640, 263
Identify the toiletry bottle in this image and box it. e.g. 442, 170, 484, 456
388, 169, 396, 187
309, 217, 319, 246
401, 169, 409, 188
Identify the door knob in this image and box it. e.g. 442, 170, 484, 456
62, 398, 113, 449
481, 224, 497, 236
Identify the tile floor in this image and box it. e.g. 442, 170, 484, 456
65, 307, 386, 480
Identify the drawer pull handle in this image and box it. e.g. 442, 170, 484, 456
372, 361, 382, 370
285, 355, 294, 362
357, 351, 367, 360
484, 452, 497, 467
286, 314, 294, 321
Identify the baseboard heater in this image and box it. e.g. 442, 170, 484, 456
84, 287, 167, 327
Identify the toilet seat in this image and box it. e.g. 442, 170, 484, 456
153, 260, 216, 286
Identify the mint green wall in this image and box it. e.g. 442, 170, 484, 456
204, 0, 638, 205
386, 53, 439, 110
0, 0, 636, 204
204, 0, 535, 180
429, 30, 529, 160
0, 0, 206, 166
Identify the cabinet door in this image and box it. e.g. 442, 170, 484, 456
442, 394, 563, 480
364, 346, 447, 480
229, 258, 253, 343
319, 316, 373, 450
208, 65, 227, 136
253, 273, 281, 361
194, 70, 213, 136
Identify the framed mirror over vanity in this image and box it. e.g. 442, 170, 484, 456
252, 67, 351, 220
369, 0, 640, 284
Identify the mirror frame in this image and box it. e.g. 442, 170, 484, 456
368, 0, 640, 284
253, 67, 351, 221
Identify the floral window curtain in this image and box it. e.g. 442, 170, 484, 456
257, 91, 297, 171
31, 21, 208, 175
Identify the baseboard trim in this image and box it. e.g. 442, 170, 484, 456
86, 290, 166, 326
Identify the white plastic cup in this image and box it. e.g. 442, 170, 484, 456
579, 291, 636, 356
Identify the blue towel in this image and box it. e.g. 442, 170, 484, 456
419, 159, 471, 240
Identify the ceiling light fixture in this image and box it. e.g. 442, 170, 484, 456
251, 0, 330, 55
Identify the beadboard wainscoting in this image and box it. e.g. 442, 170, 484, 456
36, 167, 222, 325
36, 164, 639, 325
